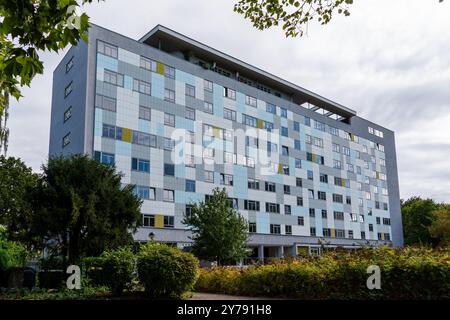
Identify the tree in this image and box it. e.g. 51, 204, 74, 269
183, 188, 250, 265
401, 197, 438, 246
234, 0, 353, 38
429, 205, 450, 247
0, 156, 38, 243
29, 155, 141, 266
0, 0, 102, 155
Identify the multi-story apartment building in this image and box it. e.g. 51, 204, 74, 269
49, 24, 403, 260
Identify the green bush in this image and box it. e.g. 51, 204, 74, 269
137, 243, 199, 298
101, 247, 135, 295
81, 247, 135, 294
0, 226, 28, 272
81, 256, 107, 287
196, 247, 450, 300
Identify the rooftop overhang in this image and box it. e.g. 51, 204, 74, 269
140, 25, 357, 120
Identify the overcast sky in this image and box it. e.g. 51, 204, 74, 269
6, 0, 450, 202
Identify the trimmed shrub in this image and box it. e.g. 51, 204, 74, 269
101, 247, 135, 295
195, 247, 450, 300
137, 243, 199, 298
81, 247, 135, 294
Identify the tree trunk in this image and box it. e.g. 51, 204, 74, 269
0, 91, 10, 157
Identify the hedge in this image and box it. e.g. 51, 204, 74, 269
137, 243, 199, 298
81, 247, 135, 294
195, 247, 450, 300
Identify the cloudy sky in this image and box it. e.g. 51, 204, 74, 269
6, 0, 450, 202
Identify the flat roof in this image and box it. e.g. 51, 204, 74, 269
139, 25, 357, 119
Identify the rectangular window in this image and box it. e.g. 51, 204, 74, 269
140, 56, 157, 71
383, 218, 391, 225
369, 224, 374, 232
245, 95, 257, 107
164, 113, 175, 127
204, 101, 213, 114
165, 66, 175, 79
282, 146, 289, 156
164, 88, 175, 102
223, 87, 236, 100
281, 127, 288, 137
244, 200, 260, 211
220, 173, 233, 186
248, 179, 260, 190
333, 160, 342, 169
284, 205, 292, 215
321, 210, 328, 219
134, 186, 156, 200
223, 108, 236, 121
297, 197, 303, 206
139, 106, 151, 121
63, 107, 72, 122
320, 174, 328, 183
265, 182, 276, 192
270, 224, 281, 235
266, 103, 276, 114
304, 116, 311, 126
308, 189, 315, 199
296, 178, 303, 187
185, 180, 196, 192
185, 107, 195, 120
307, 170, 314, 181
164, 216, 174, 228
334, 211, 344, 220
65, 57, 74, 73
323, 228, 331, 237
284, 185, 291, 195
163, 189, 174, 202
293, 121, 300, 132
64, 82, 73, 98
346, 196, 352, 205
298, 216, 304, 226
295, 158, 302, 169
133, 79, 151, 95
204, 79, 213, 92
332, 194, 343, 203
318, 191, 327, 201
132, 131, 157, 148
131, 158, 150, 173
361, 231, 366, 239
314, 121, 326, 132
280, 107, 287, 118
97, 41, 118, 58
249, 222, 257, 233
94, 151, 115, 165
62, 132, 71, 148
336, 229, 346, 238
329, 126, 339, 136
204, 170, 214, 183
294, 139, 301, 151
332, 143, 341, 153
185, 84, 196, 97
285, 225, 292, 235
266, 202, 280, 214
95, 94, 117, 112
104, 70, 124, 87
164, 163, 175, 176
143, 214, 155, 227
243, 114, 258, 127
163, 138, 175, 150
310, 227, 316, 236
350, 213, 358, 222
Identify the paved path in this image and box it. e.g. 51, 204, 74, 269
190, 292, 278, 300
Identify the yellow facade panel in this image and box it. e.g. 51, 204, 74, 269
122, 128, 132, 143
155, 215, 164, 228
156, 62, 165, 75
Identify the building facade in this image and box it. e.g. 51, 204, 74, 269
49, 24, 403, 260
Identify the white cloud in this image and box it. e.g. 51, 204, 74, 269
6, 0, 450, 201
